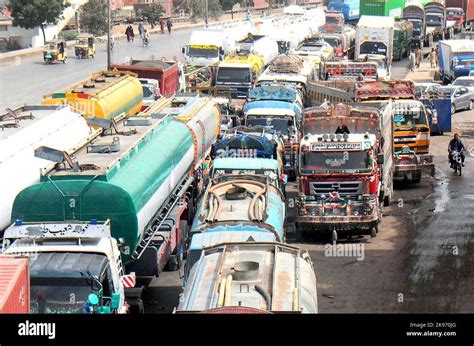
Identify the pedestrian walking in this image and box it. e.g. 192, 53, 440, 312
409, 50, 416, 72
138, 23, 144, 39
129, 25, 135, 42
160, 19, 165, 34
166, 18, 173, 35
416, 48, 422, 68
429, 48, 436, 68
125, 26, 131, 42
435, 46, 439, 66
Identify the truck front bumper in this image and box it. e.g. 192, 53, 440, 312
295, 215, 379, 234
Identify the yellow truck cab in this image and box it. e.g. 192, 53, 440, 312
215, 52, 265, 98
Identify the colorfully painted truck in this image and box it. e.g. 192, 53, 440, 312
445, 0, 474, 26
2, 96, 221, 313
0, 105, 96, 233
424, 2, 447, 41
355, 15, 395, 69
446, 7, 465, 32
438, 40, 474, 83
176, 242, 318, 313
403, 4, 428, 48
296, 102, 394, 240
320, 61, 379, 81
43, 71, 143, 120
393, 20, 414, 60
111, 60, 179, 97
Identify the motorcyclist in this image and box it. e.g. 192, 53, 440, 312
448, 133, 466, 167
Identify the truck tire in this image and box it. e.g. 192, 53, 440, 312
129, 299, 145, 314
412, 172, 422, 184
166, 255, 179, 271
370, 227, 377, 238
383, 194, 391, 207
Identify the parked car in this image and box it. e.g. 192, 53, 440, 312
437, 86, 473, 114
452, 76, 474, 93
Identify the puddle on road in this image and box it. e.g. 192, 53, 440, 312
433, 175, 450, 213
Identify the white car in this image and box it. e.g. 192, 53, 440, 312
452, 76, 474, 93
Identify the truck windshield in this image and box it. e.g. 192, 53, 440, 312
30, 279, 94, 314
246, 115, 293, 134
299, 45, 324, 52
187, 46, 219, 58
217, 67, 251, 84
326, 17, 340, 24
142, 85, 155, 98
301, 151, 370, 172
453, 57, 474, 66
393, 109, 428, 128
323, 37, 340, 49
412, 21, 422, 36
426, 15, 442, 26
360, 42, 388, 56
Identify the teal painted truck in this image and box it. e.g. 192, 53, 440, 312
2, 96, 221, 314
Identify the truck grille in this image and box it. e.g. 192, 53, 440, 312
310, 181, 363, 197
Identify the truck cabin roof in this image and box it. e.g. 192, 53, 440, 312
29, 252, 108, 280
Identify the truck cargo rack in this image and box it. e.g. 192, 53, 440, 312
131, 176, 194, 261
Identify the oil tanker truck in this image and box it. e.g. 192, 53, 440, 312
42, 71, 143, 120
2, 95, 221, 314
176, 242, 318, 313
0, 105, 97, 234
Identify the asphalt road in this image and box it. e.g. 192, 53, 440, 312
0, 28, 194, 111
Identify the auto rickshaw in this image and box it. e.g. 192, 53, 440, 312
43, 40, 67, 64
74, 34, 95, 59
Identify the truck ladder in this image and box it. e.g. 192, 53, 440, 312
131, 176, 194, 261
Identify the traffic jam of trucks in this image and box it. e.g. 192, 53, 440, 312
0, 2, 473, 315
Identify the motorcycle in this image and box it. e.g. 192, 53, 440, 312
450, 150, 463, 176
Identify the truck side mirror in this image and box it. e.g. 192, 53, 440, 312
377, 153, 384, 164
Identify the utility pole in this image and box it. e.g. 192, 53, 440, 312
107, 0, 112, 70
205, 0, 209, 27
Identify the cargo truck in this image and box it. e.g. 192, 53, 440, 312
393, 20, 414, 60
43, 71, 143, 120
182, 30, 226, 66
318, 24, 356, 58
176, 242, 318, 313
327, 0, 360, 22
403, 4, 429, 48
439, 40, 474, 83
296, 102, 394, 240
2, 96, 221, 313
355, 15, 395, 69
360, 0, 406, 17
424, 2, 447, 40
0, 256, 30, 313
305, 80, 435, 183
110, 60, 179, 97
215, 53, 265, 98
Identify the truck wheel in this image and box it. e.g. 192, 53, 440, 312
370, 227, 377, 238
166, 255, 179, 271
383, 194, 391, 207
331, 230, 338, 242
129, 299, 145, 314
413, 172, 422, 184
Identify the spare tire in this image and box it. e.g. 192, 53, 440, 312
225, 187, 247, 200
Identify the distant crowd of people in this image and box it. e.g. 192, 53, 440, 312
408, 46, 439, 72
124, 19, 173, 44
